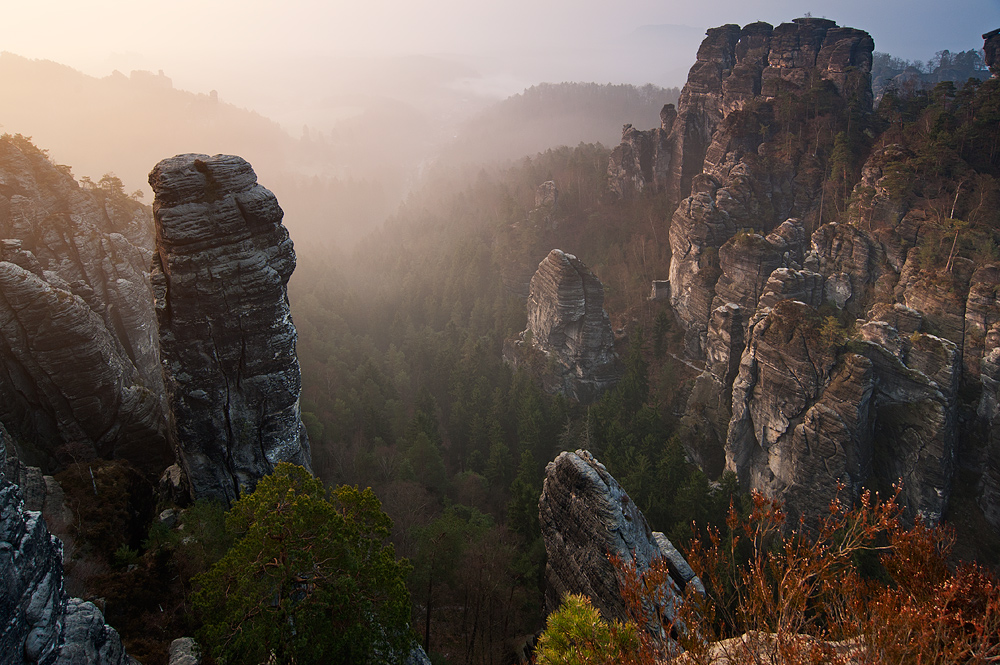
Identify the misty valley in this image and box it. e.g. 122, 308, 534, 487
3, 13, 1000, 665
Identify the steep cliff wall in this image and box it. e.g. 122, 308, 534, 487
610, 22, 1000, 528
0, 135, 169, 473
149, 154, 310, 502
608, 18, 873, 205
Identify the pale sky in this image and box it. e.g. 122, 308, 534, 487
4, 0, 996, 74
2, 0, 998, 132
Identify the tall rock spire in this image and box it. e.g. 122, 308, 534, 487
149, 154, 310, 502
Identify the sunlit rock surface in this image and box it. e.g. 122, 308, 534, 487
0, 135, 169, 473
503, 249, 621, 403
149, 153, 310, 502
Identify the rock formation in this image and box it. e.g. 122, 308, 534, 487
608, 19, 873, 204
609, 23, 1000, 528
0, 426, 135, 665
725, 301, 875, 524
149, 154, 311, 502
503, 250, 621, 403
0, 135, 169, 474
539, 450, 701, 637
984, 29, 1000, 78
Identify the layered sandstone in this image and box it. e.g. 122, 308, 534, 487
504, 250, 621, 403
539, 450, 701, 638
0, 428, 134, 665
149, 154, 311, 502
0, 135, 169, 473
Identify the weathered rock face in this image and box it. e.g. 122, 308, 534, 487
607, 107, 676, 200
149, 154, 311, 502
984, 29, 1000, 78
609, 25, 1000, 530
609, 19, 872, 204
726, 301, 875, 523
539, 450, 701, 635
0, 135, 169, 474
725, 294, 960, 524
0, 427, 134, 665
504, 250, 622, 403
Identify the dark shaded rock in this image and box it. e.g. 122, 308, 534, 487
979, 329, 1000, 529
0, 136, 169, 474
682, 303, 743, 474
964, 265, 1000, 381
504, 250, 621, 403
861, 334, 958, 524
984, 29, 1000, 78
539, 450, 701, 637
149, 154, 311, 502
0, 426, 134, 665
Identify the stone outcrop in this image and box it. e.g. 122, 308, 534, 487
503, 250, 621, 403
984, 29, 1000, 78
149, 154, 311, 502
660, 17, 874, 356
609, 19, 872, 203
539, 450, 701, 638
615, 23, 1000, 527
726, 301, 875, 523
0, 136, 169, 474
1, 426, 134, 665
607, 106, 675, 200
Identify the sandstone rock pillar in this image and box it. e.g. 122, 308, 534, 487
149, 154, 310, 502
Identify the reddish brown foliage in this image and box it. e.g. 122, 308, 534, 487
593, 486, 1000, 664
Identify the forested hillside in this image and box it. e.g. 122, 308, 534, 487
289, 140, 737, 661
440, 82, 680, 166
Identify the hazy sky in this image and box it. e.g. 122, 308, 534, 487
5, 1, 995, 73
3, 0, 998, 131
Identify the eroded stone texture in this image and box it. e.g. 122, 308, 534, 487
727, 296, 959, 524
504, 250, 621, 403
726, 301, 875, 523
984, 29, 1000, 77
979, 330, 1000, 529
0, 426, 134, 665
609, 19, 872, 205
0, 136, 169, 474
651, 19, 872, 357
539, 450, 701, 637
149, 154, 310, 502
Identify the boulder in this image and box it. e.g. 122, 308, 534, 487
539, 450, 701, 638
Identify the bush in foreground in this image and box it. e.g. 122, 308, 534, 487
193, 463, 413, 665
